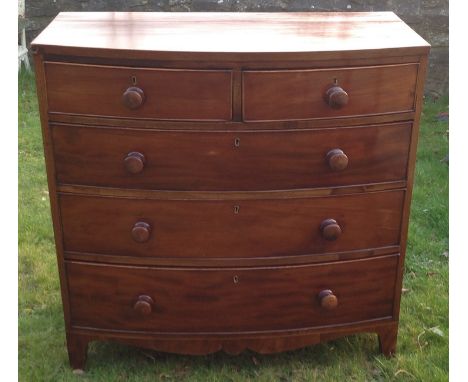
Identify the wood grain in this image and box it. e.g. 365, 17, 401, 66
32, 51, 74, 340
31, 11, 429, 367
45, 62, 232, 121
57, 181, 407, 200
31, 12, 429, 61
243, 64, 418, 121
59, 190, 404, 259
392, 54, 429, 320
51, 122, 412, 191
63, 246, 400, 268
68, 320, 398, 360
48, 110, 417, 131
377, 322, 398, 356
66, 255, 398, 333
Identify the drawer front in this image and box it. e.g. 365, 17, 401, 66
45, 62, 232, 121
52, 123, 411, 191
60, 191, 404, 258
67, 255, 397, 332
243, 64, 418, 121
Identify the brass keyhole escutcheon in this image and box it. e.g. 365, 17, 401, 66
233, 275, 239, 284
234, 137, 241, 148
234, 205, 240, 214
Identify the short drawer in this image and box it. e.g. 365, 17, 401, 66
243, 64, 418, 121
52, 122, 411, 191
44, 62, 232, 121
60, 190, 404, 258
67, 255, 397, 332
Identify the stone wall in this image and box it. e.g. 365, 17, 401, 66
23, 0, 448, 96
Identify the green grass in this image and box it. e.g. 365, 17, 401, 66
18, 70, 448, 382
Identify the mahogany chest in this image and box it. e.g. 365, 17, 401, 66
31, 12, 430, 370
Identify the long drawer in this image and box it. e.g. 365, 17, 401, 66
52, 122, 411, 191
67, 255, 398, 333
243, 64, 418, 121
44, 62, 233, 121
59, 190, 404, 259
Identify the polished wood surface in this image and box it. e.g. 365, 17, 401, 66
377, 323, 399, 356
318, 289, 339, 310
131, 222, 151, 243
320, 219, 343, 241
67, 320, 397, 365
325, 85, 349, 109
57, 181, 407, 200
31, 12, 429, 60
243, 64, 418, 121
45, 62, 232, 121
33, 47, 75, 354
123, 151, 146, 174
326, 149, 349, 171
51, 122, 412, 191
48, 110, 418, 131
32, 11, 429, 369
59, 191, 404, 259
392, 54, 429, 321
122, 86, 145, 110
133, 295, 154, 316
64, 246, 400, 268
66, 255, 397, 332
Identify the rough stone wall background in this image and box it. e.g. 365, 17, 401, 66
23, 0, 448, 96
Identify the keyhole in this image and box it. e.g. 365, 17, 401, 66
233, 275, 239, 284
333, 77, 338, 85
234, 137, 241, 148
132, 76, 137, 85
234, 205, 240, 214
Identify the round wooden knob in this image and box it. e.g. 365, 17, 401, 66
325, 85, 348, 109
318, 289, 338, 310
122, 86, 145, 109
132, 221, 151, 243
133, 295, 154, 316
320, 219, 342, 241
326, 149, 349, 171
124, 152, 146, 174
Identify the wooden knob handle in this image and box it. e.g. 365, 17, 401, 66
325, 85, 348, 109
318, 289, 338, 310
320, 219, 342, 241
124, 152, 146, 174
133, 295, 154, 316
132, 221, 151, 243
122, 86, 145, 109
326, 149, 349, 171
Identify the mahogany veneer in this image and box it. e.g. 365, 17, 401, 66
242, 64, 418, 121
32, 12, 429, 370
67, 255, 398, 333
45, 63, 233, 121
52, 122, 412, 191
59, 191, 404, 258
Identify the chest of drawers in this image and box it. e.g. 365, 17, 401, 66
31, 12, 429, 370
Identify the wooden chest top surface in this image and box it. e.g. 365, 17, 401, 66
31, 12, 429, 58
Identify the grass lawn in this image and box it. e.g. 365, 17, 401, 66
18, 70, 448, 382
